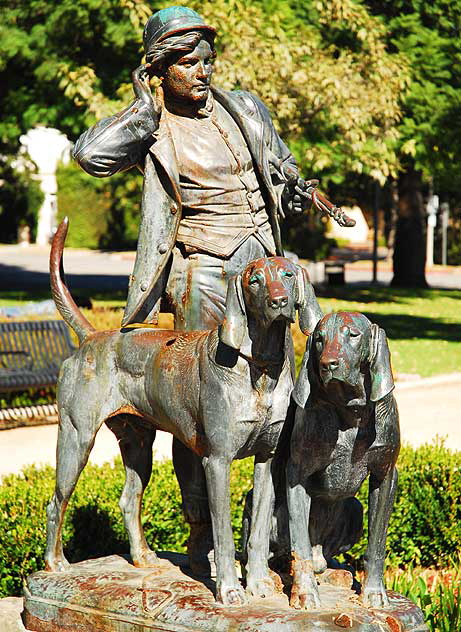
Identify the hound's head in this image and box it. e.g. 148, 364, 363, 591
219, 257, 322, 350
295, 311, 394, 408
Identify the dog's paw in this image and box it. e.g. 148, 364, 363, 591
361, 581, 389, 609
132, 548, 159, 568
289, 572, 321, 610
44, 555, 70, 573
217, 582, 247, 607
246, 574, 276, 599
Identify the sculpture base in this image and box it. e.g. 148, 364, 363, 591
23, 554, 428, 631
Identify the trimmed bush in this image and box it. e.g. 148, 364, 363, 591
349, 441, 461, 568
56, 162, 143, 250
56, 162, 111, 249
0, 441, 459, 598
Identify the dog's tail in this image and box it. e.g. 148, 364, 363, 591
50, 218, 96, 344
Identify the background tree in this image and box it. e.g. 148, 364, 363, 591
366, 0, 461, 285
1, 0, 407, 253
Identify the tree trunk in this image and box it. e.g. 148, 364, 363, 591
384, 179, 398, 263
391, 165, 428, 288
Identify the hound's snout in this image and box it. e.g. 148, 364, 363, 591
266, 280, 289, 310
320, 356, 339, 372
268, 295, 288, 309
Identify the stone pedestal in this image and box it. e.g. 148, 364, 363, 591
23, 554, 428, 631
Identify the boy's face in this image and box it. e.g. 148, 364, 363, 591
162, 39, 214, 104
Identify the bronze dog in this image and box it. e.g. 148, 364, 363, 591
286, 311, 400, 609
45, 219, 322, 607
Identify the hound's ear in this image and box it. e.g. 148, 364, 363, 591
369, 324, 395, 402
292, 334, 313, 408
219, 274, 247, 350
296, 265, 323, 336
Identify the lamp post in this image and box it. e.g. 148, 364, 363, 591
440, 202, 449, 266
426, 194, 439, 267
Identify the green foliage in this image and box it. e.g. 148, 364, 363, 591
0, 0, 151, 148
282, 213, 335, 261
0, 387, 55, 411
346, 442, 461, 569
0, 442, 459, 598
56, 161, 142, 249
0, 156, 43, 243
0, 0, 409, 250
388, 565, 461, 632
0, 456, 253, 597
366, 1, 461, 194
0, 0, 406, 179
56, 162, 110, 248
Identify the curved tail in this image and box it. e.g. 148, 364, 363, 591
50, 218, 96, 344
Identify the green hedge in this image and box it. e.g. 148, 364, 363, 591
0, 442, 459, 598
56, 162, 142, 250
350, 441, 461, 569
56, 162, 111, 249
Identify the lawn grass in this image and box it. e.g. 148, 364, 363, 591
1, 285, 460, 379
311, 286, 461, 378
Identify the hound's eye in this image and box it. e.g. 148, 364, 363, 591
249, 275, 260, 285
281, 270, 294, 278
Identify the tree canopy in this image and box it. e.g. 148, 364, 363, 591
1, 0, 407, 184
367, 0, 461, 194
3, 0, 460, 272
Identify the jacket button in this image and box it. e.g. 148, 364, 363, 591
140, 283, 148, 291
158, 243, 168, 254
171, 204, 177, 214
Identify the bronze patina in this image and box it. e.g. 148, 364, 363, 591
244, 312, 400, 610
24, 6, 428, 631
71, 4, 353, 577
44, 219, 322, 607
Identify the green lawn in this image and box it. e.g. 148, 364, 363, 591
1, 285, 460, 378
313, 286, 461, 378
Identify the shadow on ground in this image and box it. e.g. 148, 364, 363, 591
360, 313, 460, 342
316, 285, 461, 305
0, 262, 129, 293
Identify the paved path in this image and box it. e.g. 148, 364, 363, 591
1, 244, 460, 290
1, 374, 460, 480
0, 245, 459, 477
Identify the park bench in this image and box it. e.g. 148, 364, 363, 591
0, 320, 75, 430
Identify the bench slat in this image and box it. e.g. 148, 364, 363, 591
0, 320, 76, 392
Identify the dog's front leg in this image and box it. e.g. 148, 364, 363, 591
245, 456, 276, 599
203, 455, 246, 606
286, 459, 321, 609
362, 467, 398, 608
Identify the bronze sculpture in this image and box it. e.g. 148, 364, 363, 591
72, 5, 351, 576
241, 313, 400, 610
45, 219, 322, 606
27, 6, 427, 630
288, 312, 400, 609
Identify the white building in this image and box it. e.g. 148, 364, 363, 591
19, 127, 72, 245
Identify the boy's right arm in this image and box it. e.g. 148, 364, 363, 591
73, 64, 160, 177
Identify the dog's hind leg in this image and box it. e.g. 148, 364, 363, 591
45, 410, 100, 572
108, 415, 157, 567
